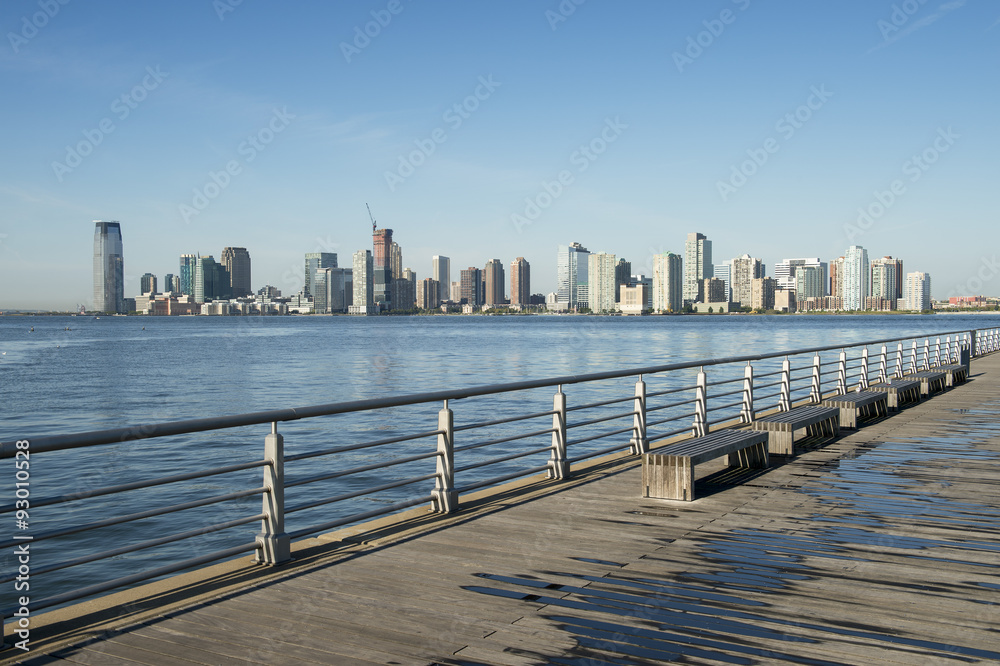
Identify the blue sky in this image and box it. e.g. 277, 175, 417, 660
1, 0, 997, 309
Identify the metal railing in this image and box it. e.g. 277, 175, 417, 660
2, 326, 998, 638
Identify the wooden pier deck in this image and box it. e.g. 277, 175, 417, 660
8, 353, 1000, 665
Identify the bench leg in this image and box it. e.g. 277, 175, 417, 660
840, 407, 857, 429
725, 443, 768, 469
643, 454, 695, 501
768, 430, 793, 456
886, 391, 899, 412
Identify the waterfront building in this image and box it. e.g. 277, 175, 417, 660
870, 256, 903, 309
193, 255, 231, 303
163, 273, 178, 293
588, 252, 618, 313
418, 278, 439, 310
905, 272, 932, 311
750, 277, 777, 311
730, 254, 765, 308
795, 265, 827, 300
140, 273, 157, 295
351, 250, 374, 314
683, 232, 713, 304
702, 277, 727, 304
93, 220, 125, 313
373, 229, 393, 310
484, 259, 505, 306
450, 281, 461, 303
397, 268, 417, 310
510, 257, 530, 307
714, 263, 731, 303
631, 274, 654, 309
314, 267, 352, 313
460, 267, 483, 306
615, 258, 631, 303
774, 258, 824, 292
556, 242, 590, 310
774, 287, 796, 313
179, 254, 197, 296
222, 247, 252, 297
829, 256, 845, 301
652, 252, 682, 313
432, 256, 450, 303
304, 252, 337, 298
842, 246, 869, 311
620, 284, 649, 315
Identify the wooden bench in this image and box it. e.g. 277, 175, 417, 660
750, 405, 840, 455
867, 379, 922, 411
905, 370, 948, 396
935, 363, 968, 387
822, 391, 888, 429
642, 429, 769, 501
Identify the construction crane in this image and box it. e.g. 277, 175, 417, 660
366, 203, 376, 233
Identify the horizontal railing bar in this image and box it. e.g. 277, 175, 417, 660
646, 398, 697, 413
755, 391, 782, 401
789, 366, 815, 375
567, 394, 637, 412
285, 473, 438, 515
0, 487, 267, 549
286, 450, 439, 489
707, 388, 744, 400
566, 410, 636, 430
568, 425, 636, 447
755, 369, 785, 379
453, 445, 553, 474
0, 459, 269, 514
454, 426, 557, 453
649, 425, 697, 443
647, 411, 697, 427
567, 441, 631, 463
0, 513, 265, 585
455, 465, 551, 494
7, 329, 977, 457
707, 400, 744, 413
285, 429, 443, 463
645, 385, 695, 399
1, 542, 260, 619
705, 375, 746, 387
755, 380, 783, 391
757, 401, 781, 414
453, 409, 557, 433
288, 495, 436, 540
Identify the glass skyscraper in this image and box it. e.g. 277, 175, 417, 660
93, 221, 125, 313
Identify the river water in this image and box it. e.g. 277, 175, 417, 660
2, 313, 997, 608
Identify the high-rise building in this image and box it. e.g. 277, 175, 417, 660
484, 259, 505, 306
372, 229, 393, 309
418, 278, 439, 310
714, 263, 731, 303
351, 250, 374, 313
450, 281, 461, 303
163, 273, 178, 293
556, 242, 590, 309
631, 274, 654, 309
432, 256, 450, 303
193, 255, 231, 303
93, 221, 125, 313
510, 257, 530, 307
460, 267, 483, 306
842, 245, 869, 311
905, 272, 932, 311
179, 254, 197, 296
683, 232, 713, 304
829, 256, 845, 300
795, 266, 827, 300
390, 242, 403, 282
751, 277, 777, 311
221, 247, 252, 297
652, 252, 683, 313
703, 278, 727, 303
372, 228, 393, 270
730, 254, 765, 307
396, 267, 417, 310
140, 273, 157, 295
588, 253, 617, 313
304, 252, 337, 297
615, 258, 631, 303
774, 258, 824, 291
870, 256, 902, 309
314, 267, 351, 313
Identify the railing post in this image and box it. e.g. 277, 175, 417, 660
779, 358, 791, 412
895, 342, 904, 379
693, 368, 708, 437
257, 422, 290, 565
809, 353, 821, 403
741, 362, 755, 423
879, 345, 888, 383
944, 336, 952, 363
836, 350, 847, 395
860, 347, 870, 390
629, 376, 649, 455
910, 341, 918, 374
549, 387, 569, 479
432, 400, 457, 513
922, 338, 931, 370
933, 337, 941, 367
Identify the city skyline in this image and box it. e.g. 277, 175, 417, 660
3, 2, 998, 309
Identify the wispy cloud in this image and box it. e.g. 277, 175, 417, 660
868, 0, 966, 54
